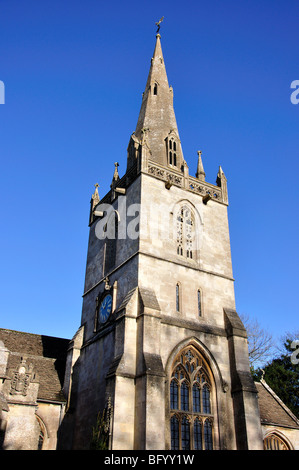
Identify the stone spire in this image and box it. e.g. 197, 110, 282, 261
133, 33, 183, 168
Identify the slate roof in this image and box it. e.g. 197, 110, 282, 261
256, 380, 299, 429
0, 328, 70, 403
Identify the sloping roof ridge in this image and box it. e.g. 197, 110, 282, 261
0, 327, 70, 361
0, 327, 69, 341
9, 350, 59, 362
259, 378, 299, 426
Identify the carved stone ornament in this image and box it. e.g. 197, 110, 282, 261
148, 163, 223, 202
104, 276, 111, 291
10, 358, 34, 396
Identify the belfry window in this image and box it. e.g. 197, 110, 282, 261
169, 346, 214, 450
176, 205, 195, 259
153, 83, 158, 95
168, 138, 177, 167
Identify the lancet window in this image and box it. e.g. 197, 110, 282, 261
176, 205, 195, 259
170, 346, 214, 450
176, 283, 180, 312
168, 138, 177, 167
197, 289, 202, 317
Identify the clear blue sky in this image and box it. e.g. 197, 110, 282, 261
0, 0, 298, 344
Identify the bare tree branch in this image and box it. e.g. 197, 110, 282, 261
240, 314, 276, 367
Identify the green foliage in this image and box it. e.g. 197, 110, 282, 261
250, 366, 263, 382
253, 336, 299, 419
90, 409, 109, 450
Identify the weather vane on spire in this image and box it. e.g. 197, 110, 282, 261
155, 17, 164, 33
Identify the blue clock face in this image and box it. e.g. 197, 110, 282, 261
99, 294, 112, 323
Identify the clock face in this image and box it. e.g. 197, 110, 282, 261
99, 294, 112, 324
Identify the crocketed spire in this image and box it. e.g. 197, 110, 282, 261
133, 33, 183, 167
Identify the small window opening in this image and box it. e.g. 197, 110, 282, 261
154, 83, 158, 95
176, 283, 180, 312
197, 290, 202, 317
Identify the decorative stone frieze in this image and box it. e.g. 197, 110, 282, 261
148, 162, 223, 203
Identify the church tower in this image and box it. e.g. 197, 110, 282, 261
61, 31, 263, 450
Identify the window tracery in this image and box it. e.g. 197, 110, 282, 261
264, 433, 290, 450
169, 346, 214, 450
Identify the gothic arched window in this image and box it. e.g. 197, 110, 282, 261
169, 346, 214, 450
176, 205, 195, 259
264, 433, 291, 450
168, 138, 177, 167
35, 415, 46, 450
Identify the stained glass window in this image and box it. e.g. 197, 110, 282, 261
264, 434, 290, 450
170, 380, 178, 410
171, 416, 179, 450
181, 382, 189, 411
204, 420, 213, 450
202, 384, 211, 414
194, 418, 202, 450
170, 345, 214, 450
181, 417, 190, 450
193, 384, 201, 412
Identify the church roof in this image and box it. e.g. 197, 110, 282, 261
0, 328, 70, 403
256, 380, 299, 429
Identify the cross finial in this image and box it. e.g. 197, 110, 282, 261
155, 16, 164, 33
